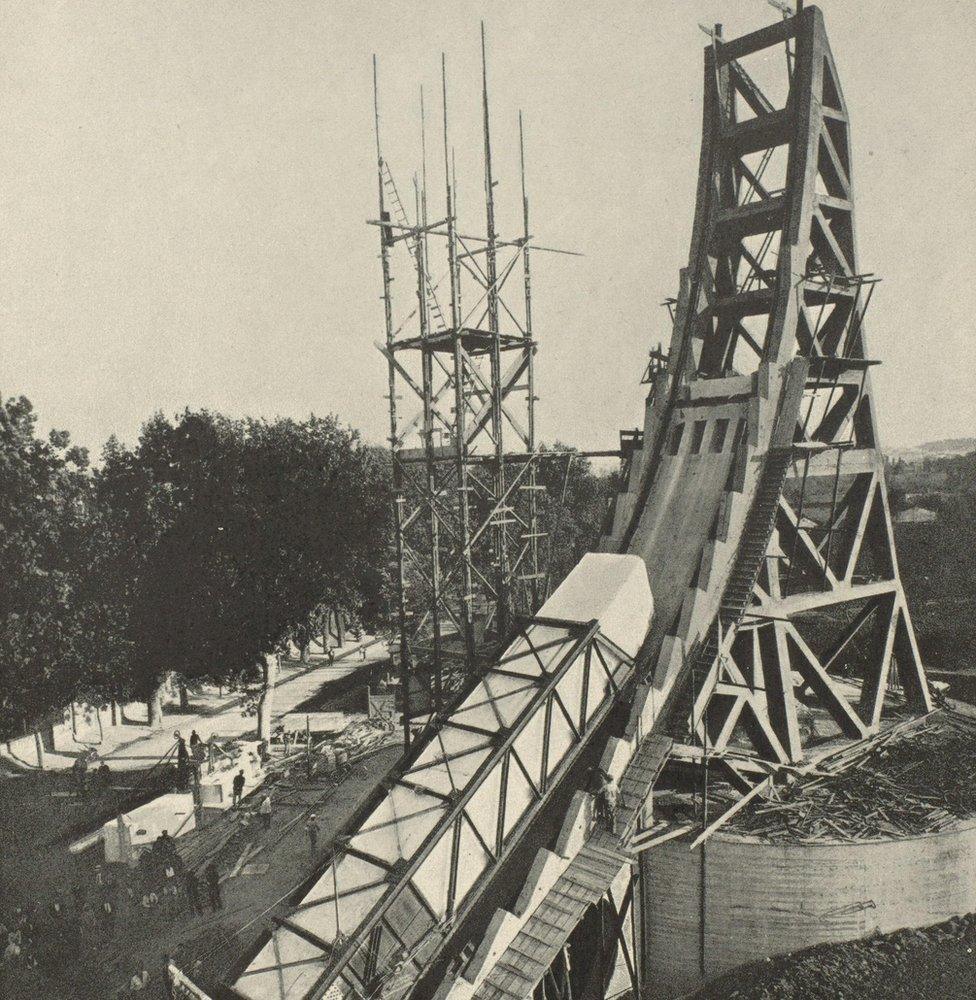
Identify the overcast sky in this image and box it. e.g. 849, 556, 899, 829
2, 0, 974, 458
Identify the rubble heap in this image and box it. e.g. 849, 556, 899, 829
707, 710, 976, 842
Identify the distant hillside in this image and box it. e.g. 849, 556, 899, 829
887, 437, 975, 462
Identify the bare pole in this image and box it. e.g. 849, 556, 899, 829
481, 22, 509, 642
519, 111, 540, 611
418, 88, 443, 714
374, 55, 411, 749
443, 53, 476, 674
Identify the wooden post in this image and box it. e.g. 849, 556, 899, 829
147, 683, 165, 730
306, 714, 313, 778
192, 764, 203, 824
256, 652, 279, 742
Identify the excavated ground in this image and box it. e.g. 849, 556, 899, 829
692, 911, 976, 1000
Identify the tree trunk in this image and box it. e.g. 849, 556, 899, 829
256, 653, 279, 742
336, 611, 345, 648
70, 702, 78, 737
33, 730, 45, 769
147, 683, 165, 729
179, 684, 189, 712
110, 701, 120, 727
300, 642, 311, 665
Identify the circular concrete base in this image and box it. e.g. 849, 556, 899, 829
640, 820, 976, 998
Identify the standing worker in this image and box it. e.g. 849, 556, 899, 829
175, 732, 190, 792
231, 769, 246, 808
592, 768, 619, 831
184, 870, 204, 917
204, 863, 222, 911
306, 814, 319, 862
72, 754, 89, 797
258, 793, 273, 831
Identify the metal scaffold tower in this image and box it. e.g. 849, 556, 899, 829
372, 30, 573, 742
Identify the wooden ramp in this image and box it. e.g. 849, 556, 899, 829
474, 735, 672, 1000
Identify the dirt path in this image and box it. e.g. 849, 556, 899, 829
2, 637, 387, 774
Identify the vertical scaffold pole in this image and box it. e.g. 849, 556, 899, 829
443, 54, 476, 675
417, 89, 443, 714
519, 111, 540, 612
481, 23, 508, 641
373, 56, 411, 749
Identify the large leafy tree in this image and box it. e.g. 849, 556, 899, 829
78, 426, 198, 724
114, 409, 390, 735
225, 416, 390, 736
0, 396, 90, 750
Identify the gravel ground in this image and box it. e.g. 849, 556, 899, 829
693, 912, 976, 1000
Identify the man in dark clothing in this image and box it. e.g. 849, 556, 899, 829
155, 830, 176, 859
184, 870, 204, 917
72, 754, 89, 796
232, 769, 246, 808
204, 863, 222, 911
175, 734, 190, 791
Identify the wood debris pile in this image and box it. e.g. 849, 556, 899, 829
709, 711, 976, 842
270, 714, 399, 773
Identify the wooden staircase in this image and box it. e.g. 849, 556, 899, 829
668, 446, 793, 735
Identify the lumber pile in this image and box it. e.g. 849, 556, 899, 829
700, 711, 976, 843
270, 714, 399, 773
176, 811, 243, 869
329, 714, 399, 760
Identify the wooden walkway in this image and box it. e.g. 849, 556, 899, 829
474, 734, 671, 1000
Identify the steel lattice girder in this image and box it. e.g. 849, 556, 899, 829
233, 555, 653, 1000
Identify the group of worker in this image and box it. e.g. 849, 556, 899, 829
71, 747, 113, 797
175, 729, 207, 792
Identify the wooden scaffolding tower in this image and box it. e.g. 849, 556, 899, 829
372, 31, 572, 743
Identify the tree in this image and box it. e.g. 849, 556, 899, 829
224, 415, 390, 738
0, 396, 90, 761
73, 432, 175, 725
535, 444, 618, 595
111, 410, 390, 738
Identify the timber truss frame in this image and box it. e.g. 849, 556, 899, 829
372, 36, 571, 737
662, 7, 931, 765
